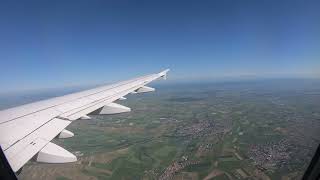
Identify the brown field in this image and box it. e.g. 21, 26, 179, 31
19, 148, 129, 180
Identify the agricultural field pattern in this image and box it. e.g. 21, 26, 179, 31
1, 79, 319, 180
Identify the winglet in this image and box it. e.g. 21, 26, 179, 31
158, 69, 170, 80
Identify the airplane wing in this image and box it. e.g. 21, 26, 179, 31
0, 69, 169, 173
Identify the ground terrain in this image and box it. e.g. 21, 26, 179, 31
3, 79, 318, 180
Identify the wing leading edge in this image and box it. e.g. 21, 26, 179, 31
0, 69, 169, 172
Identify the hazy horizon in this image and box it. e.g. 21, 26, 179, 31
0, 75, 320, 95
1, 77, 319, 111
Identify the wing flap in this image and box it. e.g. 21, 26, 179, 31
5, 118, 71, 172
0, 108, 61, 150
8, 138, 48, 172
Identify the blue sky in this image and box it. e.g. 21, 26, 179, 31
0, 0, 319, 92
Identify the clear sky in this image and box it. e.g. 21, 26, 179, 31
0, 0, 319, 92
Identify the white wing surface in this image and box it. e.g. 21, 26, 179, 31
0, 69, 169, 172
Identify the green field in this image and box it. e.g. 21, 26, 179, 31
18, 80, 320, 180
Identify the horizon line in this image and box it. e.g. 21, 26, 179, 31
0, 75, 319, 95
